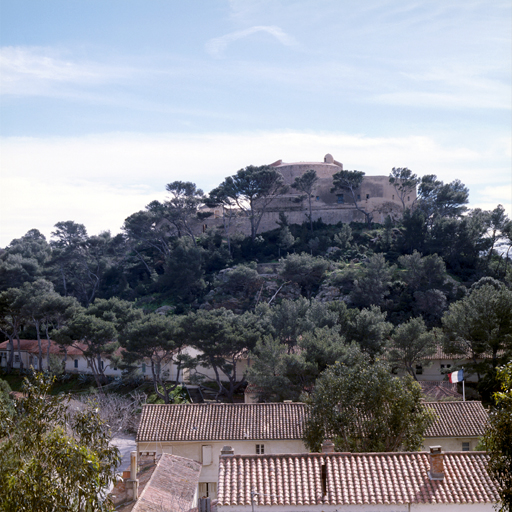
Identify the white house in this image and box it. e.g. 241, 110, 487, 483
401, 345, 502, 383
216, 445, 499, 511
422, 401, 488, 452
0, 339, 123, 377
135, 400, 489, 500
136, 403, 308, 499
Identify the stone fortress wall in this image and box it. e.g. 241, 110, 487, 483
195, 154, 416, 235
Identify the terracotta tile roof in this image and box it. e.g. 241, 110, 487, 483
424, 401, 488, 437
137, 401, 487, 443
0, 339, 109, 356
136, 403, 307, 443
0, 339, 68, 355
132, 453, 201, 512
423, 344, 505, 361
217, 451, 499, 506
420, 381, 462, 401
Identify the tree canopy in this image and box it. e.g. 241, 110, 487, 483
304, 349, 436, 452
482, 362, 512, 512
210, 165, 287, 241
0, 372, 120, 512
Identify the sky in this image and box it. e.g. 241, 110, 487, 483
1, 0, 511, 247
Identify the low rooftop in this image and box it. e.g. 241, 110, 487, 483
136, 401, 487, 443
132, 453, 201, 512
137, 403, 306, 442
217, 450, 498, 507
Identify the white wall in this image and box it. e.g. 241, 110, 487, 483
397, 359, 479, 383
137, 439, 307, 498
422, 437, 480, 452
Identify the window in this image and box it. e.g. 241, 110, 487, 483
415, 364, 423, 375
14, 355, 20, 363
337, 194, 344, 204
100, 360, 104, 370
74, 359, 78, 368
202, 445, 213, 465
198, 483, 217, 498
441, 364, 445, 369
316, 196, 320, 201
142, 363, 146, 373
256, 444, 265, 454
392, 194, 395, 200
366, 194, 370, 199
357, 194, 361, 201
447, 364, 451, 368
462, 442, 470, 451
407, 196, 410, 201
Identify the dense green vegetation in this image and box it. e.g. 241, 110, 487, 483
0, 373, 120, 512
1, 168, 511, 403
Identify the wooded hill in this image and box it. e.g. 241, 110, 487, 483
1, 167, 511, 402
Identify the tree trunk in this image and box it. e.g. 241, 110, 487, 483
34, 318, 43, 371
15, 333, 24, 372
45, 323, 52, 369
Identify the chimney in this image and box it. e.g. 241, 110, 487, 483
220, 445, 234, 456
321, 439, 335, 454
428, 446, 444, 480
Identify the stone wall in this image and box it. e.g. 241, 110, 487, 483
193, 154, 415, 236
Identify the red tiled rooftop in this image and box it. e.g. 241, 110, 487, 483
137, 401, 487, 443
217, 451, 499, 506
423, 401, 488, 437
420, 381, 462, 400
132, 453, 201, 512
423, 344, 505, 360
0, 339, 86, 356
0, 338, 116, 356
136, 403, 307, 443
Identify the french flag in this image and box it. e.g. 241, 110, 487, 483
448, 369, 464, 383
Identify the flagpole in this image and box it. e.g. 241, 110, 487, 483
462, 367, 465, 402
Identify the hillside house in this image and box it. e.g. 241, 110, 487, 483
136, 403, 308, 499
0, 339, 123, 377
399, 345, 504, 383
216, 445, 499, 511
422, 401, 487, 452
135, 400, 488, 499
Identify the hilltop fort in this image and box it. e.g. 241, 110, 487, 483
196, 154, 415, 235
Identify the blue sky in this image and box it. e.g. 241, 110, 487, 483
1, 0, 511, 246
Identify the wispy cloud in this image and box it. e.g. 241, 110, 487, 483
372, 63, 511, 110
0, 46, 125, 96
205, 25, 297, 58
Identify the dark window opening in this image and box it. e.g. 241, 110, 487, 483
256, 444, 265, 454
366, 194, 370, 199
74, 359, 78, 368
415, 364, 423, 375
357, 194, 361, 201
321, 463, 327, 496
337, 194, 344, 204
462, 442, 470, 451
316, 196, 320, 201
